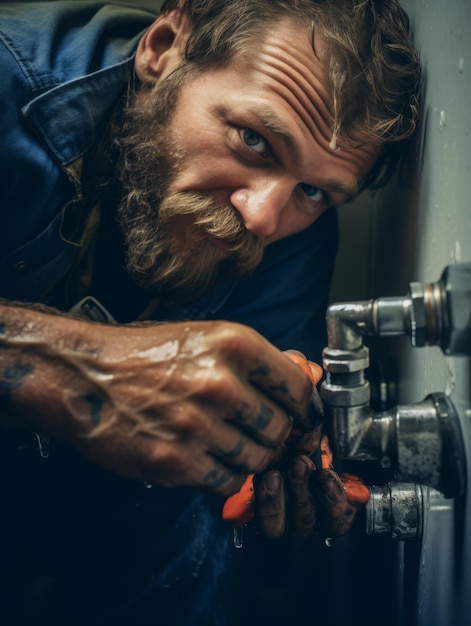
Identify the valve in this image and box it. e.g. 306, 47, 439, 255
321, 263, 469, 503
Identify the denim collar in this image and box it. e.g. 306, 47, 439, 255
21, 56, 135, 167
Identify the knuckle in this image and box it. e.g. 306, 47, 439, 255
147, 443, 185, 483
212, 321, 262, 357
194, 367, 233, 400
249, 448, 274, 474
213, 322, 247, 350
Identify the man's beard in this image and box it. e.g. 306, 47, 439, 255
115, 72, 264, 305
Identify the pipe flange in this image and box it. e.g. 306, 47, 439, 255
428, 392, 467, 498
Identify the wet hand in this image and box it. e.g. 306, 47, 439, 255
253, 438, 370, 539
56, 320, 315, 498
223, 352, 369, 538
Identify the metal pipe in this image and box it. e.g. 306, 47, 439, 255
320, 264, 468, 501
365, 483, 425, 540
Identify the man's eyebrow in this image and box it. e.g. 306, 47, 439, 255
246, 106, 296, 148
324, 179, 359, 200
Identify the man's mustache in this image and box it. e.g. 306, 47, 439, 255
158, 191, 265, 273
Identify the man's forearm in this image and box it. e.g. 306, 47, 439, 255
0, 301, 101, 436
0, 303, 312, 496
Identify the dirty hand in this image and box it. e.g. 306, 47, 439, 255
1, 306, 316, 498
223, 352, 370, 538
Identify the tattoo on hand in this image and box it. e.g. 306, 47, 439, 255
83, 393, 103, 426
267, 381, 289, 394
249, 365, 271, 378
0, 363, 34, 410
249, 365, 289, 394
215, 439, 245, 460
204, 466, 232, 490
234, 401, 274, 430
254, 403, 274, 430
0, 363, 34, 392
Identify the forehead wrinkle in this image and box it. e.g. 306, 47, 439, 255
257, 40, 381, 167
262, 39, 333, 116
255, 57, 335, 150
266, 79, 339, 161
259, 71, 377, 170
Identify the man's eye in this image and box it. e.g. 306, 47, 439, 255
298, 183, 324, 202
241, 128, 268, 155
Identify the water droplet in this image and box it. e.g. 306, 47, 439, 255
324, 537, 334, 548
452, 240, 462, 264
35, 433, 50, 459
232, 526, 244, 549
445, 359, 456, 396
143, 481, 153, 489
458, 56, 464, 73
439, 110, 446, 129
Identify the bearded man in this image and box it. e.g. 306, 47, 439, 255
0, 1, 420, 625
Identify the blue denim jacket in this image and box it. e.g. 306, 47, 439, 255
0, 3, 338, 625
0, 1, 154, 302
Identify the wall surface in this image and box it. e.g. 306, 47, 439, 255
332, 1, 471, 624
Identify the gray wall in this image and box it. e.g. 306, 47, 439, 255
333, 1, 471, 624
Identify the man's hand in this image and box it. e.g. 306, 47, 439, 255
0, 305, 317, 498
223, 352, 370, 538
253, 443, 370, 539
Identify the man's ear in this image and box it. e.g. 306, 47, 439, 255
134, 9, 192, 83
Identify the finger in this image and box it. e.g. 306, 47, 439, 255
286, 454, 317, 538
313, 469, 362, 536
287, 421, 323, 455
151, 438, 249, 498
284, 352, 324, 435
225, 380, 293, 449
284, 350, 323, 385
232, 337, 314, 430
196, 453, 248, 498
208, 419, 280, 475
253, 468, 286, 538
340, 472, 371, 507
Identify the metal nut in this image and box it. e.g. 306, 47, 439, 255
441, 263, 471, 355
322, 346, 369, 373
409, 282, 428, 347
321, 380, 370, 407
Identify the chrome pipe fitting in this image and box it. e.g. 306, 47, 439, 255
321, 264, 469, 506
366, 482, 424, 540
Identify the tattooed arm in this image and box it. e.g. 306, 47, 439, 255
0, 302, 315, 497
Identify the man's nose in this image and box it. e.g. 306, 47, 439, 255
229, 179, 292, 238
